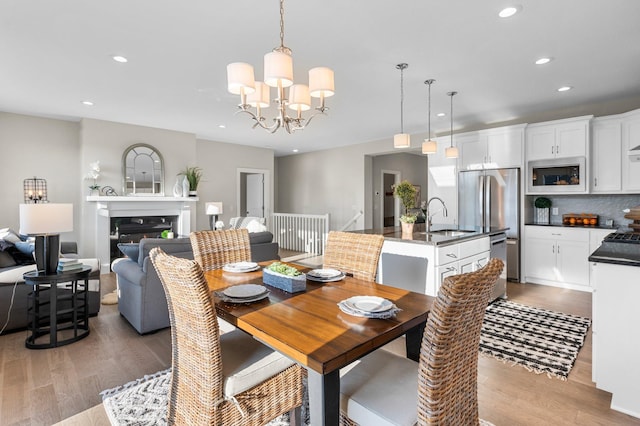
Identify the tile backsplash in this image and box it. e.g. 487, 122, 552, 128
526, 194, 640, 229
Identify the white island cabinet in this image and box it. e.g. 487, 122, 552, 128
378, 236, 490, 297
591, 261, 640, 419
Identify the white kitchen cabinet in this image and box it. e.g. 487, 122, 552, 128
526, 116, 592, 161
589, 228, 613, 288
591, 116, 622, 193
591, 261, 640, 418
459, 125, 525, 170
621, 109, 640, 192
523, 226, 590, 290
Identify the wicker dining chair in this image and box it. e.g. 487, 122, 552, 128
323, 231, 385, 282
190, 228, 252, 271
149, 247, 304, 425
339, 258, 504, 426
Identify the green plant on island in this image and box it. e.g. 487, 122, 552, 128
393, 180, 418, 223
267, 262, 301, 277
178, 166, 203, 191
534, 197, 552, 209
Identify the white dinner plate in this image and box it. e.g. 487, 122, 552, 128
306, 272, 346, 283
223, 284, 268, 299
345, 296, 393, 313
307, 268, 342, 278
222, 262, 260, 273
223, 292, 270, 304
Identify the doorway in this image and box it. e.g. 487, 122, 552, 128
237, 168, 270, 223
381, 170, 400, 228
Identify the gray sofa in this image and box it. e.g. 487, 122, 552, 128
0, 242, 101, 335
112, 232, 279, 334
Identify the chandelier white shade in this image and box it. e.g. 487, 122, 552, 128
422, 79, 437, 155
226, 0, 334, 134
445, 91, 459, 159
394, 63, 411, 149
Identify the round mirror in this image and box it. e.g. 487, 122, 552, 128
122, 143, 164, 195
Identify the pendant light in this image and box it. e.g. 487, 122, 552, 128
445, 91, 459, 159
393, 63, 410, 149
422, 79, 437, 154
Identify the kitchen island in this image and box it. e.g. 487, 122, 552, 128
354, 225, 507, 298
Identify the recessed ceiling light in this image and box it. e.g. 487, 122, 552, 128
112, 55, 128, 63
535, 57, 552, 65
498, 6, 520, 18
557, 86, 572, 92
292, 149, 299, 153
218, 124, 226, 129
436, 112, 446, 117
81, 100, 94, 106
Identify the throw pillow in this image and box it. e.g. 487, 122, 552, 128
117, 243, 140, 261
14, 241, 35, 255
245, 220, 268, 233
0, 251, 17, 268
0, 228, 22, 244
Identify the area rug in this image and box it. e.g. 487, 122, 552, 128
101, 369, 308, 425
479, 299, 591, 380
101, 290, 118, 305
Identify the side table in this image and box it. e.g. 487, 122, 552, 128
23, 267, 91, 349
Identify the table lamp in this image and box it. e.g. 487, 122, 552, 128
205, 202, 223, 230
19, 203, 73, 275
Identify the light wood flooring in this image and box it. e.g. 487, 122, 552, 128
1, 273, 639, 425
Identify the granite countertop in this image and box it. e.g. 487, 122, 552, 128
354, 225, 508, 246
589, 242, 640, 267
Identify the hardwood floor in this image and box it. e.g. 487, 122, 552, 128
1, 275, 639, 425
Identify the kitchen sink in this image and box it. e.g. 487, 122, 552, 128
429, 229, 476, 237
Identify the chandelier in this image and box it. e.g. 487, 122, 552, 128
226, 0, 335, 134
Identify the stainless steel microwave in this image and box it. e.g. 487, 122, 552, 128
527, 156, 586, 193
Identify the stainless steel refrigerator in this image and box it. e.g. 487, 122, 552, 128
458, 168, 520, 282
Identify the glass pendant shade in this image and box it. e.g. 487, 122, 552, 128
288, 84, 311, 111
264, 51, 294, 87
445, 146, 459, 158
394, 133, 411, 149
422, 139, 437, 154
247, 81, 270, 108
227, 62, 256, 95
309, 67, 335, 98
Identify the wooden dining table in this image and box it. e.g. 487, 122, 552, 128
204, 261, 434, 426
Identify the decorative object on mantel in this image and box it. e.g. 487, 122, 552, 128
172, 176, 185, 197
23, 176, 47, 203
226, 0, 334, 134
178, 166, 202, 197
123, 144, 164, 196
101, 186, 119, 196
85, 161, 101, 196
393, 63, 411, 149
534, 197, 551, 224
393, 180, 418, 236
205, 202, 223, 230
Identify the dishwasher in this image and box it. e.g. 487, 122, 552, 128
489, 232, 507, 300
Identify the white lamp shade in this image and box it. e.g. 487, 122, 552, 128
309, 67, 335, 98
19, 203, 73, 235
206, 202, 223, 215
264, 51, 293, 88
445, 146, 459, 159
422, 139, 437, 154
227, 62, 256, 95
394, 133, 411, 149
288, 84, 311, 111
247, 81, 271, 108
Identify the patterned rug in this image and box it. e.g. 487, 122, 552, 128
480, 299, 591, 380
101, 369, 307, 425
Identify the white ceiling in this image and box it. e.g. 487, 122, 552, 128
2, 0, 640, 157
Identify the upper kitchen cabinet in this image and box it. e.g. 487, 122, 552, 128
591, 116, 622, 193
459, 125, 525, 170
622, 109, 640, 192
526, 116, 592, 161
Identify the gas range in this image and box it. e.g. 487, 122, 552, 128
603, 232, 640, 244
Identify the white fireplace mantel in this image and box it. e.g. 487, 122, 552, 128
86, 196, 198, 272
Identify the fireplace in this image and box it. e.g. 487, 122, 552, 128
86, 196, 197, 272
110, 216, 178, 264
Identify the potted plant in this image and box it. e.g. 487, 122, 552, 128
393, 180, 418, 236
534, 197, 551, 224
178, 166, 203, 197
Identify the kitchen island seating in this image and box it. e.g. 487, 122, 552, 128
339, 258, 504, 426
323, 231, 385, 282
190, 229, 252, 271
149, 248, 304, 425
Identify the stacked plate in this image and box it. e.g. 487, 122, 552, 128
222, 261, 260, 273
338, 296, 400, 319
306, 268, 345, 282
218, 284, 270, 303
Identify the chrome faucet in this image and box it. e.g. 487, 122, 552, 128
426, 197, 448, 233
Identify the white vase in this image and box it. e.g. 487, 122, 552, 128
172, 179, 183, 197
181, 176, 189, 198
